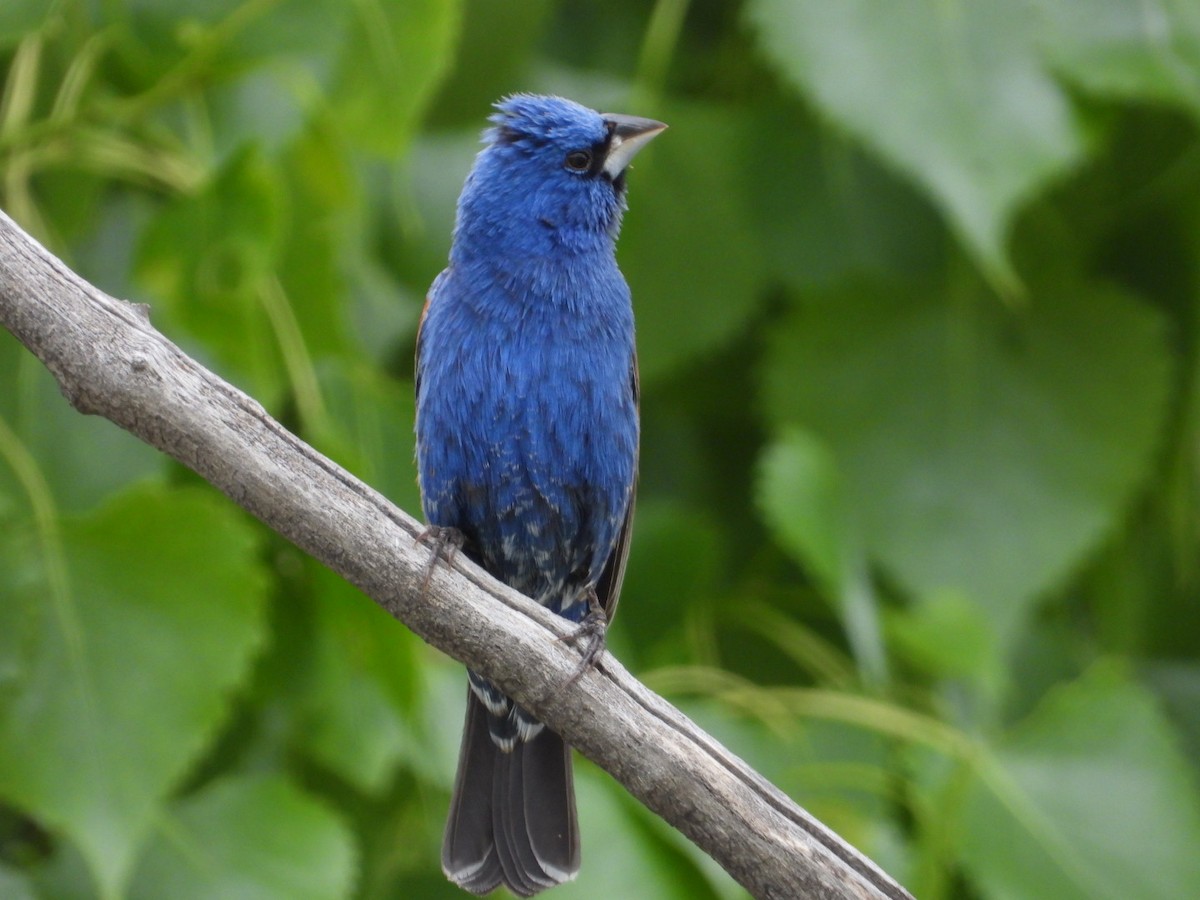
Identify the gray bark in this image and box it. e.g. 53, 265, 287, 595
0, 208, 913, 900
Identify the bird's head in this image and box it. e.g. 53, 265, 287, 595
453, 94, 666, 258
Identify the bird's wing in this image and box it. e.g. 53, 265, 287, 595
594, 352, 639, 623
416, 269, 452, 404
414, 290, 433, 404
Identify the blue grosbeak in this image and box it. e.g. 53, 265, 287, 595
415, 95, 664, 895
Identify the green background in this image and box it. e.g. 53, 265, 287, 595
2, 1, 1200, 898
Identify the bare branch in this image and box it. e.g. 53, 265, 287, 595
0, 209, 913, 900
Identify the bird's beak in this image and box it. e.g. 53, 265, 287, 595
601, 113, 667, 179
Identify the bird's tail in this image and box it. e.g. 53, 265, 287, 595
442, 687, 580, 897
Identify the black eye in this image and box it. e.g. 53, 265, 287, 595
564, 149, 592, 172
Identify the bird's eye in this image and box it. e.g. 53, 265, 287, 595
564, 149, 592, 172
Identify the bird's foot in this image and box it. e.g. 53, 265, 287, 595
558, 588, 608, 688
415, 524, 466, 593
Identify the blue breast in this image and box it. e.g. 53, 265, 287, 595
415, 252, 637, 619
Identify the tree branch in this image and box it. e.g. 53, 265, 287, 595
0, 208, 913, 900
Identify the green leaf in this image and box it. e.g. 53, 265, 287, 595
0, 2, 44, 46
746, 0, 1085, 284
762, 275, 1171, 646
422, 0, 554, 128
0, 484, 269, 896
0, 865, 36, 900
124, 0, 243, 20
294, 559, 420, 793
135, 148, 288, 403
330, 0, 462, 156
619, 103, 766, 383
122, 0, 346, 63
221, 0, 349, 63
283, 362, 423, 791
551, 774, 720, 900
677, 697, 897, 872
207, 71, 310, 162
381, 130, 476, 322
0, 336, 164, 513
756, 430, 888, 683
741, 100, 945, 289
885, 589, 999, 684
961, 664, 1200, 899
1143, 661, 1200, 768
756, 429, 850, 596
313, 359, 420, 516
616, 501, 723, 667
275, 121, 359, 363
1031, 0, 1200, 116
129, 775, 356, 900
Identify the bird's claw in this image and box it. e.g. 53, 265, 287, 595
416, 525, 466, 593
558, 589, 608, 689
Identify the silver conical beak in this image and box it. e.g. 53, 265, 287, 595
601, 113, 667, 178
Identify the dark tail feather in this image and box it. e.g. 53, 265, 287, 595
442, 688, 580, 897
442, 690, 505, 894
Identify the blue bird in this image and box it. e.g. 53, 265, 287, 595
415, 94, 665, 895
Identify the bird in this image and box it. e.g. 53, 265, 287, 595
414, 94, 665, 896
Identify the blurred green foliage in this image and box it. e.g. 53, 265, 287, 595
2, 1, 1199, 898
